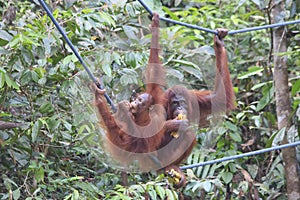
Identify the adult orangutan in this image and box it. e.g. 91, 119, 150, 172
160, 28, 235, 187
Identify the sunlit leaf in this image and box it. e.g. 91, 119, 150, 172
9, 36, 20, 47
291, 79, 300, 96
13, 189, 21, 200
4, 73, 19, 89
155, 185, 165, 199
165, 189, 175, 200
0, 30, 13, 42
98, 11, 116, 26
202, 180, 212, 192
0, 71, 5, 88
251, 81, 272, 90
238, 66, 264, 79
35, 167, 44, 183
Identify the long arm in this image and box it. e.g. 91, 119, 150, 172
213, 28, 235, 111
93, 87, 121, 132
193, 29, 235, 126
145, 12, 166, 105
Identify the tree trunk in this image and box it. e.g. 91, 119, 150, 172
272, 1, 300, 199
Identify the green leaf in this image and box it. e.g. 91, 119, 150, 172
20, 70, 32, 85
78, 124, 91, 135
166, 68, 184, 81
4, 74, 19, 89
225, 121, 238, 132
31, 70, 40, 83
0, 71, 5, 88
9, 36, 20, 47
172, 59, 200, 70
38, 77, 47, 85
124, 52, 137, 68
13, 188, 21, 200
221, 172, 233, 184
43, 38, 51, 55
192, 181, 202, 192
0, 30, 13, 42
237, 66, 264, 79
251, 0, 261, 9
23, 35, 40, 46
119, 68, 138, 85
202, 180, 212, 192
34, 67, 46, 78
163, 7, 180, 20
266, 128, 285, 147
62, 54, 78, 65
256, 84, 274, 111
155, 185, 165, 199
46, 118, 61, 132
72, 189, 80, 200
291, 79, 300, 96
165, 189, 175, 200
39, 102, 54, 114
229, 132, 242, 142
35, 167, 44, 183
148, 189, 157, 200
236, 112, 245, 120
199, 45, 215, 55
174, 0, 182, 6
201, 163, 211, 178
251, 81, 272, 90
102, 52, 112, 77
181, 66, 203, 79
32, 120, 42, 143
123, 25, 138, 40
98, 11, 116, 26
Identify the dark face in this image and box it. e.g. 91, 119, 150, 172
130, 93, 153, 114
170, 95, 188, 119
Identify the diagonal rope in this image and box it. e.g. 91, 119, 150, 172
38, 0, 117, 113
137, 0, 217, 34
180, 141, 300, 170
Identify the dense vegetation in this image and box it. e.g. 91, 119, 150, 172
0, 0, 299, 199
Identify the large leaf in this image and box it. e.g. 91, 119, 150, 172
0, 70, 5, 88
238, 66, 264, 79
0, 30, 13, 46
291, 79, 300, 96
32, 120, 42, 143
220, 171, 233, 184
256, 84, 274, 111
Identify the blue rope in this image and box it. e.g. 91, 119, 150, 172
228, 19, 300, 35
137, 0, 300, 35
180, 141, 300, 170
38, 0, 117, 113
160, 16, 218, 35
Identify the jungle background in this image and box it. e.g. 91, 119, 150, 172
0, 0, 300, 199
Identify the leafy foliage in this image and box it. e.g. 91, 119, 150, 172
0, 0, 299, 199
